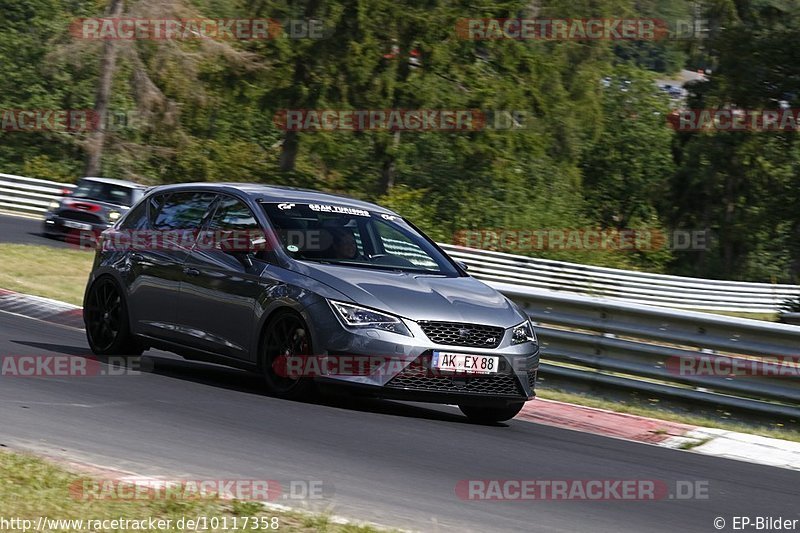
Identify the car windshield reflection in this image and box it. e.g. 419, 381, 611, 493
261, 202, 458, 277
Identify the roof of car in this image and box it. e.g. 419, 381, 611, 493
81, 176, 145, 188
145, 182, 399, 215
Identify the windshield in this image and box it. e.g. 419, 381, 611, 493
261, 202, 459, 276
72, 180, 141, 207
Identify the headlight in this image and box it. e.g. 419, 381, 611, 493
511, 319, 537, 345
48, 200, 60, 211
108, 211, 121, 222
329, 300, 412, 337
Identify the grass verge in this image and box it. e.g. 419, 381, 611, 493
0, 243, 93, 306
537, 387, 800, 443
704, 310, 779, 322
0, 449, 381, 532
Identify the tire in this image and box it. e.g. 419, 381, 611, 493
459, 402, 524, 424
84, 276, 143, 357
260, 310, 316, 400
41, 223, 55, 239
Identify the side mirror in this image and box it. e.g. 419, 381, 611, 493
238, 252, 254, 268
251, 236, 267, 249
456, 260, 469, 271
216, 232, 268, 269
237, 236, 268, 269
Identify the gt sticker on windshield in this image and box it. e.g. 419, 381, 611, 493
308, 204, 371, 217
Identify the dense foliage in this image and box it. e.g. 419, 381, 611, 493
1, 0, 798, 282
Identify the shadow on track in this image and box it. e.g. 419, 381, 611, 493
9, 340, 481, 425
12, 341, 94, 357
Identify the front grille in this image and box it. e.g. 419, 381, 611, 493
386, 357, 524, 396
418, 321, 504, 348
61, 210, 103, 224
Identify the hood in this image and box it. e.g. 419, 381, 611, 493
290, 262, 524, 328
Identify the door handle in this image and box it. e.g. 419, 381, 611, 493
183, 267, 201, 277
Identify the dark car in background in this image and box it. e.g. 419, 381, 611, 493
83, 183, 540, 423
43, 177, 144, 241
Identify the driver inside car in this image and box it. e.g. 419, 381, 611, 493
329, 227, 361, 260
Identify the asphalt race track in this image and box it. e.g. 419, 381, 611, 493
2, 213, 800, 532
0, 213, 77, 248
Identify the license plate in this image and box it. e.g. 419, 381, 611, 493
63, 220, 92, 230
432, 351, 499, 375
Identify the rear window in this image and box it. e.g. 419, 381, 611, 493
72, 180, 141, 207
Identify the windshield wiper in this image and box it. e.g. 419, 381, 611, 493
335, 261, 441, 274
300, 258, 439, 274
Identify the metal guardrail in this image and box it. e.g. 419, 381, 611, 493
0, 173, 74, 215
3, 173, 798, 313
441, 244, 800, 313
491, 282, 800, 419
2, 174, 799, 419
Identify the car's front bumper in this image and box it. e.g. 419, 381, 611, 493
318, 361, 538, 407
301, 300, 539, 406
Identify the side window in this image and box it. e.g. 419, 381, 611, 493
203, 196, 269, 258
118, 199, 148, 230
206, 196, 259, 231
152, 192, 216, 230
147, 193, 167, 228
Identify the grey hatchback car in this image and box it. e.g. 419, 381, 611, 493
83, 183, 539, 423
43, 177, 145, 240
